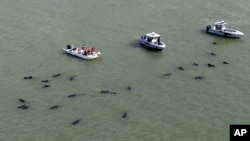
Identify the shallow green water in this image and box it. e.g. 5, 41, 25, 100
1, 0, 250, 141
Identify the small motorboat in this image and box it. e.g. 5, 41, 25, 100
140, 32, 166, 50
206, 21, 244, 38
63, 44, 101, 60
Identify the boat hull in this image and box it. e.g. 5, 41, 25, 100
63, 48, 101, 60
206, 25, 244, 38
139, 39, 165, 50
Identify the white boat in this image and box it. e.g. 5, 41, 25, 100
140, 32, 166, 50
63, 44, 101, 60
206, 21, 244, 38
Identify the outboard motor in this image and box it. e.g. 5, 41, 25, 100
206, 25, 210, 32
97, 52, 101, 56
67, 45, 71, 49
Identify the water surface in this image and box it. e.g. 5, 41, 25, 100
0, 0, 250, 141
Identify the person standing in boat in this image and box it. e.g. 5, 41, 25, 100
157, 37, 160, 45
77, 48, 81, 54
82, 47, 85, 55
83, 48, 87, 55
84, 48, 90, 55
87, 48, 91, 55
91, 47, 96, 54
215, 25, 218, 30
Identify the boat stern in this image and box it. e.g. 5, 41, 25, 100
206, 25, 211, 32
97, 51, 101, 57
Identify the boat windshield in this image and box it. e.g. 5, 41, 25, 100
215, 24, 225, 30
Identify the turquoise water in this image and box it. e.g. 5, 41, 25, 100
1, 0, 250, 141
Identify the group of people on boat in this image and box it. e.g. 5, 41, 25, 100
215, 24, 225, 31
77, 47, 96, 55
141, 36, 161, 45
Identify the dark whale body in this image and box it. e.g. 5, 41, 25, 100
43, 84, 51, 88
100, 90, 116, 95
17, 104, 29, 110
68, 94, 77, 98
41, 80, 49, 82
23, 76, 32, 79
193, 63, 199, 66
72, 119, 81, 125
52, 73, 61, 77
122, 112, 127, 118
222, 61, 229, 64
50, 105, 59, 110
179, 66, 184, 70
19, 98, 25, 103
195, 76, 205, 80
207, 63, 215, 67
163, 73, 172, 76
69, 75, 78, 81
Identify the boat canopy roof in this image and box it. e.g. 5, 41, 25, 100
214, 21, 227, 26
146, 32, 160, 38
